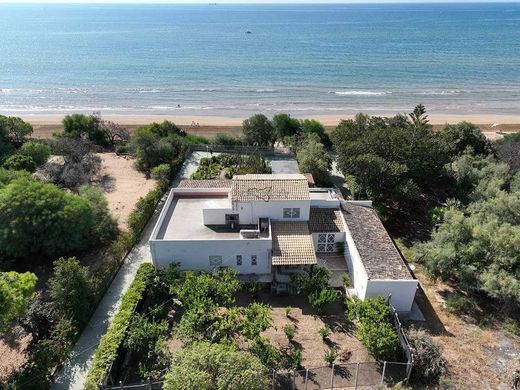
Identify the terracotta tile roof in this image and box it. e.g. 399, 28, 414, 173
231, 174, 310, 202
177, 179, 232, 189
309, 208, 345, 233
271, 221, 317, 265
341, 202, 413, 280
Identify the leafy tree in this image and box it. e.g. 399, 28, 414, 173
242, 114, 276, 147
62, 114, 109, 146
19, 141, 51, 166
494, 132, 520, 175
292, 266, 331, 296
164, 342, 270, 390
0, 115, 33, 147
301, 119, 330, 146
249, 337, 283, 370
0, 271, 37, 331
79, 185, 118, 244
407, 327, 447, 384
48, 257, 95, 327
331, 107, 451, 212
129, 122, 187, 173
2, 154, 36, 172
242, 302, 272, 339
19, 296, 55, 341
0, 178, 95, 259
99, 120, 130, 147
273, 113, 301, 139
346, 296, 399, 360
296, 134, 332, 186
213, 132, 244, 146
439, 121, 492, 157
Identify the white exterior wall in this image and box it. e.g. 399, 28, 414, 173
234, 200, 311, 224
149, 238, 272, 276
365, 280, 418, 312
312, 232, 345, 251
202, 208, 234, 225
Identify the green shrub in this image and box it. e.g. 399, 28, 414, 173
285, 306, 292, 317
127, 186, 164, 242
443, 293, 476, 315
292, 266, 331, 296
245, 280, 261, 299
0, 178, 96, 259
79, 185, 118, 244
407, 327, 447, 385
347, 296, 400, 361
0, 271, 38, 332
164, 341, 270, 390
341, 272, 351, 287
249, 336, 283, 370
213, 133, 244, 146
286, 346, 302, 369
323, 346, 338, 365
284, 324, 295, 341
48, 257, 95, 327
308, 288, 339, 314
504, 319, 520, 337
151, 163, 171, 187
3, 154, 36, 172
318, 326, 331, 340
0, 167, 30, 187
85, 263, 154, 390
357, 322, 398, 361
19, 141, 51, 166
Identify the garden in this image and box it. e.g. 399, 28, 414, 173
190, 153, 272, 180
85, 263, 417, 390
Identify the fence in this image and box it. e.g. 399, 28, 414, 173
188, 143, 291, 155
271, 361, 411, 389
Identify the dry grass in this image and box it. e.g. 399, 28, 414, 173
410, 266, 519, 389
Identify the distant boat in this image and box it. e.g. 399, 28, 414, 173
246, 31, 252, 34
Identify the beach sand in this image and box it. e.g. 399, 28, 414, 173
23, 113, 520, 140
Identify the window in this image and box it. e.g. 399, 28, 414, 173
209, 256, 222, 266
251, 255, 257, 266
317, 234, 335, 252
236, 255, 242, 266
283, 208, 300, 219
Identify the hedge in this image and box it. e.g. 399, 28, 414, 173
127, 186, 164, 242
85, 263, 155, 390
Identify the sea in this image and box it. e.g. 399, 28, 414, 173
0, 2, 519, 118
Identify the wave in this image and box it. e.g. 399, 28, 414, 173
330, 90, 390, 96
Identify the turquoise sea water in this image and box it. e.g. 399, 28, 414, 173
0, 3, 519, 117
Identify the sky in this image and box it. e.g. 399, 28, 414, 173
0, 0, 518, 3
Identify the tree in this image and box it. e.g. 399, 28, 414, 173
0, 178, 95, 259
0, 115, 33, 147
439, 121, 492, 157
308, 288, 339, 314
163, 342, 270, 390
292, 266, 331, 296
407, 327, 447, 384
0, 167, 30, 188
296, 134, 332, 186
48, 257, 95, 327
42, 137, 101, 188
2, 154, 36, 172
273, 113, 301, 139
0, 271, 37, 331
79, 185, 118, 244
331, 107, 452, 212
494, 132, 520, 175
129, 122, 187, 173
99, 120, 130, 147
151, 163, 171, 187
242, 114, 276, 147
62, 114, 108, 146
301, 119, 330, 146
19, 141, 51, 166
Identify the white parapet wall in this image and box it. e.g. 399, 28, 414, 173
365, 279, 419, 312
149, 238, 273, 276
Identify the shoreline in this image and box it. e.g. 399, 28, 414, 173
19, 113, 520, 127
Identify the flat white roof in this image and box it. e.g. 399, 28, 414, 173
155, 197, 239, 240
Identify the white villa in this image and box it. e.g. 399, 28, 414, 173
149, 174, 418, 312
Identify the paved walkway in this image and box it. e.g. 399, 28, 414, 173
52, 154, 200, 390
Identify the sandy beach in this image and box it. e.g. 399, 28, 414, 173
23, 113, 520, 141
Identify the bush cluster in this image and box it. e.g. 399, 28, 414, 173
85, 263, 155, 390
346, 296, 399, 361
292, 266, 339, 314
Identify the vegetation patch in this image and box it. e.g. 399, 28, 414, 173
190, 153, 272, 180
